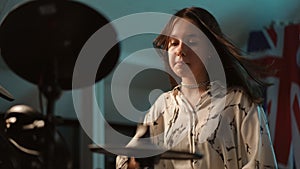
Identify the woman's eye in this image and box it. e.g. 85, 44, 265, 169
187, 39, 198, 45
169, 41, 178, 47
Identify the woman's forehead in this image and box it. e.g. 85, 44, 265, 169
170, 18, 205, 37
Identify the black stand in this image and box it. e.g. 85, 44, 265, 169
39, 68, 62, 169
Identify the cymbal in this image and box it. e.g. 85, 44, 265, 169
0, 0, 120, 90
0, 84, 14, 101
88, 144, 203, 160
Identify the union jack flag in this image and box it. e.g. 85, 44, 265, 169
247, 23, 300, 169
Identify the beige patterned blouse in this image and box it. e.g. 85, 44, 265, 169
116, 82, 278, 169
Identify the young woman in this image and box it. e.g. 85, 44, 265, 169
116, 7, 277, 169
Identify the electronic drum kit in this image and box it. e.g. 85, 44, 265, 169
0, 0, 202, 168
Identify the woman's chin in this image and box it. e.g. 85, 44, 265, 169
174, 70, 190, 78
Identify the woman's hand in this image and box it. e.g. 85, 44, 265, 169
128, 157, 140, 169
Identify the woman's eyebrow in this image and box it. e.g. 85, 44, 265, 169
169, 34, 199, 39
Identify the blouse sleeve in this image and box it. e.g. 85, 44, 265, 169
240, 104, 278, 168
116, 93, 166, 169
143, 93, 166, 125
116, 155, 129, 169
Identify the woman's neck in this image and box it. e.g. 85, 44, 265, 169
181, 77, 209, 88
180, 77, 209, 103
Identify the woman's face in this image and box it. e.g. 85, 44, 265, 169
167, 18, 216, 80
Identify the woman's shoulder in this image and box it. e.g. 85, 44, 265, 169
209, 81, 252, 105
149, 89, 174, 108
225, 86, 254, 107
154, 90, 174, 101
156, 85, 181, 100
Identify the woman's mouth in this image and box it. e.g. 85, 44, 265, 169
175, 61, 188, 66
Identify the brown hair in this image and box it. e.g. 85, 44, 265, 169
153, 7, 270, 103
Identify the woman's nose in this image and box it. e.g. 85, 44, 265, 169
175, 42, 186, 57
